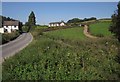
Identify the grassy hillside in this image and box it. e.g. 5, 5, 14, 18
44, 27, 86, 41
81, 20, 97, 24
89, 21, 112, 37
2, 27, 120, 80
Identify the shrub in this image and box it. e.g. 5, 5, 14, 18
95, 34, 104, 37
1, 31, 20, 45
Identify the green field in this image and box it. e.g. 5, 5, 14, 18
44, 27, 86, 41
2, 26, 120, 80
89, 21, 112, 37
36, 25, 48, 28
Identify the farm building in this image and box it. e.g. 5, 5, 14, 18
49, 21, 66, 27
0, 21, 19, 33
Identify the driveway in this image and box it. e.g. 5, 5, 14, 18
0, 33, 33, 60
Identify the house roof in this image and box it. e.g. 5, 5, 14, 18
49, 21, 65, 24
3, 21, 19, 26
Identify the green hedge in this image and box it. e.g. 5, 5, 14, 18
0, 31, 20, 45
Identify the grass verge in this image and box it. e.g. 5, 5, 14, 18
2, 27, 120, 80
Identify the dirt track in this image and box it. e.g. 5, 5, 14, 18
83, 25, 98, 39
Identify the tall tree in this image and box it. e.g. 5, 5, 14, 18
28, 11, 36, 26
19, 22, 23, 34
110, 2, 120, 42
27, 11, 36, 32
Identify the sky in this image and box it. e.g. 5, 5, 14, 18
2, 2, 118, 25
1, 0, 119, 2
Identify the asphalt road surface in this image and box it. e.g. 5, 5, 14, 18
1, 33, 33, 59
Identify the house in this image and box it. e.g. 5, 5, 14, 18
0, 21, 19, 33
0, 28, 4, 33
49, 21, 66, 27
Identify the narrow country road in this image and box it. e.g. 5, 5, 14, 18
1, 33, 33, 60
83, 25, 98, 39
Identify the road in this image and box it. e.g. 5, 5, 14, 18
1, 33, 33, 60
83, 25, 98, 39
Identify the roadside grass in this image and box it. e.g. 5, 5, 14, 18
44, 27, 86, 41
89, 21, 112, 37
2, 27, 120, 80
36, 25, 48, 29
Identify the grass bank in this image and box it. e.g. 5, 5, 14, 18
44, 27, 86, 41
2, 27, 120, 80
89, 21, 112, 37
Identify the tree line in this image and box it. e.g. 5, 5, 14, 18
67, 17, 97, 26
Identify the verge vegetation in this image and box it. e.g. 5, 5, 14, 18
2, 26, 120, 80
0, 31, 20, 45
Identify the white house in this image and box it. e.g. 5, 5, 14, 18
0, 28, 4, 33
49, 21, 66, 27
0, 21, 19, 33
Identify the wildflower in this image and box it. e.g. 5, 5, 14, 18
105, 42, 108, 45
47, 46, 50, 49
67, 53, 70, 57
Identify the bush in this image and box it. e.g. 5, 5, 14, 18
1, 31, 20, 45
95, 34, 104, 37
22, 26, 29, 32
